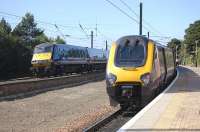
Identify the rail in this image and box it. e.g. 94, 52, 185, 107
0, 71, 105, 101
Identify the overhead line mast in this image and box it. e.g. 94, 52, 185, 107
119, 0, 163, 36
139, 2, 143, 35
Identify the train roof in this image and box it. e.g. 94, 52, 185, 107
54, 43, 87, 50
35, 43, 86, 49
116, 35, 170, 49
35, 43, 52, 48
116, 35, 149, 45
35, 43, 108, 51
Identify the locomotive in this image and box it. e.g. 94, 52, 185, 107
106, 35, 176, 108
31, 43, 108, 76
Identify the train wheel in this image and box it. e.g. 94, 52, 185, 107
134, 97, 142, 111
120, 103, 129, 110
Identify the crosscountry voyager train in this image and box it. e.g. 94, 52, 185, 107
106, 35, 176, 108
31, 43, 108, 76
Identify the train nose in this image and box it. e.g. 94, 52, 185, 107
31, 60, 37, 64
121, 85, 134, 97
31, 60, 50, 66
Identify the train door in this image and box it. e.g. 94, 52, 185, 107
151, 45, 160, 90
157, 47, 167, 87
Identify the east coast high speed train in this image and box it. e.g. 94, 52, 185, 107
106, 35, 176, 108
31, 43, 108, 76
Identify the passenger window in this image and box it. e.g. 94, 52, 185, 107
81, 50, 84, 58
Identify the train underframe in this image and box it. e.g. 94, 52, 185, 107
31, 63, 106, 77
106, 83, 154, 110
106, 73, 176, 110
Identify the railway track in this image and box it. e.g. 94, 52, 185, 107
84, 107, 139, 132
84, 71, 178, 132
0, 70, 104, 85
0, 76, 33, 83
0, 70, 105, 100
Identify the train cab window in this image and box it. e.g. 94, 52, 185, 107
34, 45, 53, 54
115, 38, 146, 67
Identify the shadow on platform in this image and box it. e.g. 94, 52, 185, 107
166, 66, 200, 93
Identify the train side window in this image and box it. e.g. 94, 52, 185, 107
82, 50, 86, 58
81, 50, 85, 58
158, 47, 165, 75
154, 47, 158, 60
80, 50, 82, 58
78, 50, 81, 58
74, 50, 77, 57
77, 50, 79, 58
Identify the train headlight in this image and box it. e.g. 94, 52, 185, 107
106, 73, 117, 86
141, 73, 150, 86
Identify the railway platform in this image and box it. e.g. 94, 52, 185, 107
119, 66, 200, 131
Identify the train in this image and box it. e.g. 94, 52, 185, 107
106, 35, 176, 109
31, 43, 108, 76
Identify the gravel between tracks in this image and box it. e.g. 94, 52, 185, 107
0, 80, 118, 132
57, 105, 118, 132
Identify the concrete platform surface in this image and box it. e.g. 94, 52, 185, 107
119, 66, 200, 131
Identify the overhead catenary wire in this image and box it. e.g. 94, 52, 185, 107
0, 11, 98, 40
97, 29, 113, 41
79, 23, 90, 39
103, 0, 154, 34
104, 0, 172, 38
0, 11, 113, 49
103, 0, 139, 25
54, 24, 67, 39
0, 11, 79, 30
119, 0, 163, 36
150, 35, 171, 39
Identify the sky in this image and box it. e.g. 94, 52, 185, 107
0, 0, 200, 48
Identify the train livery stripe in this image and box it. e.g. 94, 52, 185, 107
118, 68, 179, 131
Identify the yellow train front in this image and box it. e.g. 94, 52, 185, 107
106, 35, 176, 108
31, 43, 53, 76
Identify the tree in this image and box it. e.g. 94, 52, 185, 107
0, 17, 33, 79
167, 38, 182, 60
12, 13, 44, 49
33, 33, 49, 47
0, 18, 12, 35
184, 20, 200, 54
0, 13, 70, 79
168, 38, 182, 49
55, 36, 66, 44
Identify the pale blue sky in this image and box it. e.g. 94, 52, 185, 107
1, 0, 200, 48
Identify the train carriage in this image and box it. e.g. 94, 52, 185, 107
31, 43, 108, 76
106, 35, 176, 108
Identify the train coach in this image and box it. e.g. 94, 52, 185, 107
31, 43, 108, 76
106, 35, 176, 109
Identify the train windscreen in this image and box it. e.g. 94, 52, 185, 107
115, 37, 147, 67
34, 45, 53, 54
